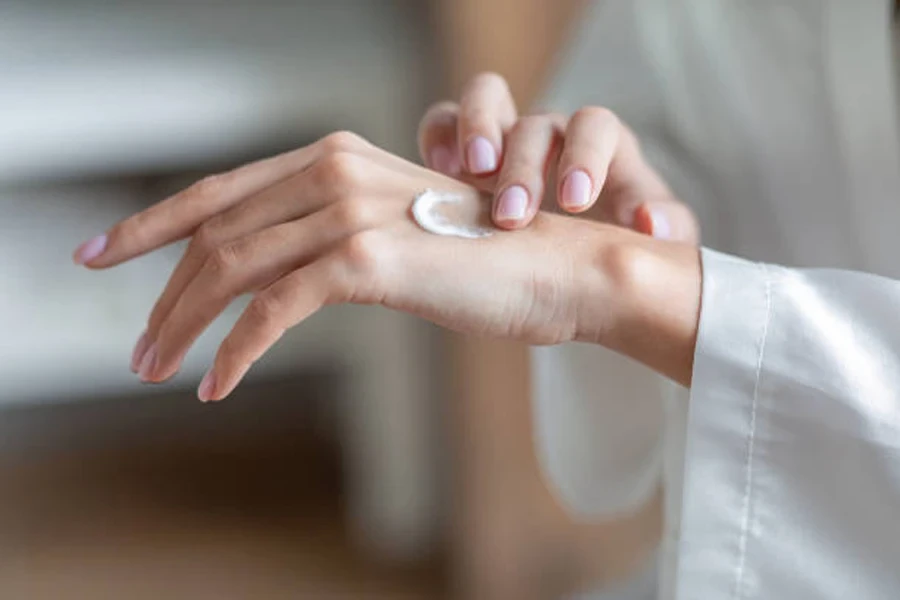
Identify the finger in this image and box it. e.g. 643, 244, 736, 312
139, 199, 367, 383
558, 111, 700, 244
197, 260, 336, 402
74, 131, 368, 269
491, 114, 565, 229
457, 72, 517, 175
138, 163, 338, 356
417, 101, 463, 176
199, 234, 387, 401
556, 107, 624, 214
633, 200, 701, 244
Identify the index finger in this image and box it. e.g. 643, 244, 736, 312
72, 140, 329, 269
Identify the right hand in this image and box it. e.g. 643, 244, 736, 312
418, 72, 699, 243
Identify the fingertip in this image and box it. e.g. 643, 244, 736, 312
494, 185, 529, 223
72, 233, 109, 267
130, 331, 151, 373
137, 342, 159, 382
198, 368, 217, 402
429, 145, 462, 176
633, 203, 654, 236
649, 208, 671, 240
492, 217, 529, 231
466, 136, 499, 175
559, 170, 594, 213
633, 203, 671, 239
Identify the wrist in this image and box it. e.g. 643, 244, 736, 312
573, 229, 702, 386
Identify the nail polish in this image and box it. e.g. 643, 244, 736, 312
130, 331, 151, 373
561, 170, 592, 210
73, 234, 108, 265
650, 210, 671, 240
138, 343, 158, 382
198, 369, 216, 402
466, 137, 498, 174
496, 186, 528, 221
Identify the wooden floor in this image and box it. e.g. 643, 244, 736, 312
0, 376, 443, 599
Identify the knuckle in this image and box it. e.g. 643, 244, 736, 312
205, 242, 243, 277
314, 150, 365, 191
340, 230, 383, 275
510, 114, 547, 137
245, 292, 283, 328
188, 173, 228, 201
331, 198, 373, 232
469, 71, 509, 93
573, 106, 619, 128
108, 216, 144, 250
191, 219, 223, 254
461, 105, 494, 131
422, 100, 458, 122
320, 130, 367, 154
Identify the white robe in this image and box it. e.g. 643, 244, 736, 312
534, 0, 900, 597
683, 249, 900, 598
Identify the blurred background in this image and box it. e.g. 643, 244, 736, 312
0, 1, 654, 598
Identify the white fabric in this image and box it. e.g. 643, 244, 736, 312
535, 0, 900, 598
683, 249, 900, 598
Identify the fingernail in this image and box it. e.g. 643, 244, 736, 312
495, 186, 529, 221
73, 234, 108, 265
466, 136, 498, 174
130, 331, 151, 373
650, 209, 671, 240
429, 145, 461, 176
560, 170, 592, 210
138, 343, 158, 382
198, 369, 216, 402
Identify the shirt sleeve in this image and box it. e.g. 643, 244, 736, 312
675, 249, 900, 599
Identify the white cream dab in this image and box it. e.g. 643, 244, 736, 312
411, 189, 494, 239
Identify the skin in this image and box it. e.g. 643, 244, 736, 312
72, 130, 701, 401
418, 73, 700, 243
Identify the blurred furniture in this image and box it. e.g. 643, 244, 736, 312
0, 377, 442, 599
0, 0, 442, 564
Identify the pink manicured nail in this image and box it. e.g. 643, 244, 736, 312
560, 170, 592, 210
429, 145, 461, 176
466, 136, 498, 174
198, 369, 217, 402
650, 210, 671, 240
138, 343, 158, 382
73, 234, 108, 265
130, 331, 151, 373
495, 186, 528, 221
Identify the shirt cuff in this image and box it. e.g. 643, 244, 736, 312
674, 248, 773, 597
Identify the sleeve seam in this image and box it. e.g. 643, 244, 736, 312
732, 261, 773, 600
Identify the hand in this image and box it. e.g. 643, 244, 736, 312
72, 132, 701, 400
418, 72, 699, 242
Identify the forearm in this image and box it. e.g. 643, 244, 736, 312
430, 0, 586, 103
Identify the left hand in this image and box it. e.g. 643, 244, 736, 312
72, 132, 701, 400
417, 73, 700, 242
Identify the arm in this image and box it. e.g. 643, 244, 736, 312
431, 0, 585, 102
